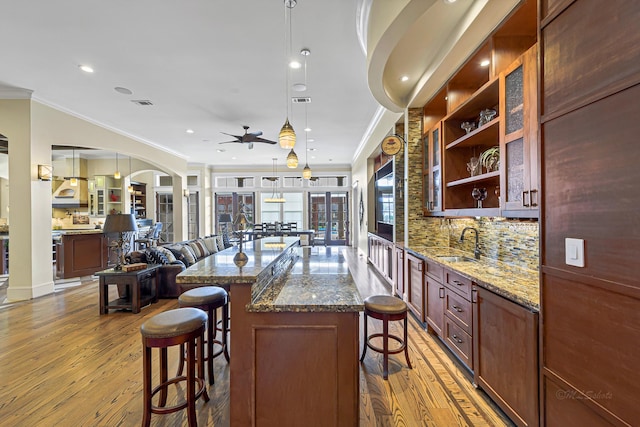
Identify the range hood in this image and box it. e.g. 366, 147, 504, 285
52, 179, 88, 208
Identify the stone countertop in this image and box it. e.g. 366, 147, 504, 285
176, 237, 302, 285
53, 228, 104, 235
406, 246, 540, 312
248, 247, 364, 313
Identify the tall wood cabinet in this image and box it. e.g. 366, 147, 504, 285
130, 182, 147, 219
539, 1, 640, 425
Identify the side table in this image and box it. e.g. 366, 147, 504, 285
97, 264, 160, 314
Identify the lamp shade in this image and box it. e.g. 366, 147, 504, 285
303, 163, 312, 179
103, 213, 138, 234
279, 119, 296, 149
218, 213, 232, 223
287, 149, 298, 168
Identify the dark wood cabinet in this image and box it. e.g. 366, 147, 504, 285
474, 287, 539, 427
442, 266, 474, 371
406, 252, 425, 322
424, 259, 444, 336
393, 245, 405, 298
56, 232, 109, 279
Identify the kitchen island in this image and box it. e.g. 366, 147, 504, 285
54, 229, 109, 279
177, 237, 363, 426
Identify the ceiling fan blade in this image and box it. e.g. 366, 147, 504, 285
220, 131, 243, 139
253, 137, 278, 144
218, 141, 241, 144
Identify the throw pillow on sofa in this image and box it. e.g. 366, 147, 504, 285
156, 246, 177, 263
188, 241, 204, 259
222, 232, 232, 248
179, 245, 197, 266
195, 239, 210, 257
204, 237, 218, 254
215, 235, 225, 252
146, 248, 170, 265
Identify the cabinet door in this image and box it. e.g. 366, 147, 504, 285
394, 246, 405, 298
473, 287, 539, 427
503, 44, 539, 216
425, 276, 444, 336
422, 123, 443, 214
406, 253, 425, 322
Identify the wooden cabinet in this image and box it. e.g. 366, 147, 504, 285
130, 182, 147, 219
424, 259, 444, 336
501, 44, 539, 217
367, 233, 393, 285
473, 287, 539, 427
442, 267, 475, 370
406, 252, 425, 322
92, 175, 125, 216
393, 245, 405, 298
422, 122, 443, 214
56, 232, 109, 279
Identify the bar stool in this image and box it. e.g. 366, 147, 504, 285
141, 307, 209, 427
360, 295, 412, 380
177, 286, 230, 385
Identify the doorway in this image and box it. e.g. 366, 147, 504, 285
309, 192, 349, 245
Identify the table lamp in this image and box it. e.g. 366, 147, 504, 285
103, 213, 138, 270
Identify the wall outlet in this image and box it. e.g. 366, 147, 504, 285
565, 238, 585, 267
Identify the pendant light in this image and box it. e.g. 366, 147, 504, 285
278, 0, 297, 149
114, 152, 121, 179
70, 148, 78, 186
286, 148, 298, 168
301, 51, 312, 179
127, 156, 134, 193
265, 158, 286, 203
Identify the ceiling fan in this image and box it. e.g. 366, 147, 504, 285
219, 125, 277, 149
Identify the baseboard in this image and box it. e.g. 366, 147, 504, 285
6, 280, 55, 302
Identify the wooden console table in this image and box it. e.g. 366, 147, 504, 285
96, 264, 160, 314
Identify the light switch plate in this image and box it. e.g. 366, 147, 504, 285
565, 238, 585, 267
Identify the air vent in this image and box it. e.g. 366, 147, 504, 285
131, 100, 154, 106
291, 97, 311, 103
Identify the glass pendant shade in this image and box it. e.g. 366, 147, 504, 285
303, 163, 312, 179
127, 185, 134, 193
287, 149, 298, 168
70, 177, 78, 187
279, 119, 296, 149
114, 171, 121, 179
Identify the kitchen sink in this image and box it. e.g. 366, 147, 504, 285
436, 256, 478, 263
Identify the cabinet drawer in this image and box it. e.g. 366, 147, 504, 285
445, 289, 472, 334
425, 259, 443, 282
444, 317, 472, 369
445, 269, 472, 300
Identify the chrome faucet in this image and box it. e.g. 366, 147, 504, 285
459, 227, 480, 259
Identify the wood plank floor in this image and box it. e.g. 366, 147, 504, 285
0, 248, 513, 426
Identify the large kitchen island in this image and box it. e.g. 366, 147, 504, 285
177, 237, 363, 427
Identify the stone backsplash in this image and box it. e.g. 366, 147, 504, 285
407, 216, 539, 271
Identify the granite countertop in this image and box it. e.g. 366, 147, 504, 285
406, 246, 540, 311
53, 228, 104, 235
248, 247, 363, 313
176, 237, 302, 285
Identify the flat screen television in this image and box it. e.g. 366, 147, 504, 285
374, 161, 394, 241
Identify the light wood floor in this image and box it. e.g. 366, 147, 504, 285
0, 248, 513, 426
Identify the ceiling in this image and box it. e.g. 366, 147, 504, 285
0, 0, 381, 169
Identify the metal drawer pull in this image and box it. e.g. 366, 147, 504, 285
452, 334, 463, 344
452, 305, 462, 312
530, 189, 538, 207
439, 287, 444, 298
452, 280, 463, 286
522, 190, 530, 207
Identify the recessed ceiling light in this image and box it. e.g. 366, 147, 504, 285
186, 129, 194, 134
304, 127, 311, 132
480, 59, 490, 67
231, 156, 237, 160
79, 65, 94, 73
307, 148, 316, 151
292, 83, 307, 91
217, 149, 225, 153
443, 0, 457, 4
300, 48, 311, 56
114, 86, 133, 95
289, 60, 302, 69
308, 138, 314, 142
401, 75, 409, 82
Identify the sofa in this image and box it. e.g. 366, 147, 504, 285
127, 233, 233, 298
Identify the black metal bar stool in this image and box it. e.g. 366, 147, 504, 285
140, 307, 209, 427
360, 295, 412, 380
177, 286, 230, 385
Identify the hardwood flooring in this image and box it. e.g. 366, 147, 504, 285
0, 248, 512, 426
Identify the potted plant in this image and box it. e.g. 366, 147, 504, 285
480, 146, 500, 173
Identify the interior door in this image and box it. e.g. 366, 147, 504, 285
309, 192, 349, 245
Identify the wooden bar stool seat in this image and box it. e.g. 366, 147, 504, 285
360, 295, 412, 380
178, 286, 230, 385
141, 307, 209, 427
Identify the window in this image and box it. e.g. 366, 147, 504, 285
260, 192, 303, 229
